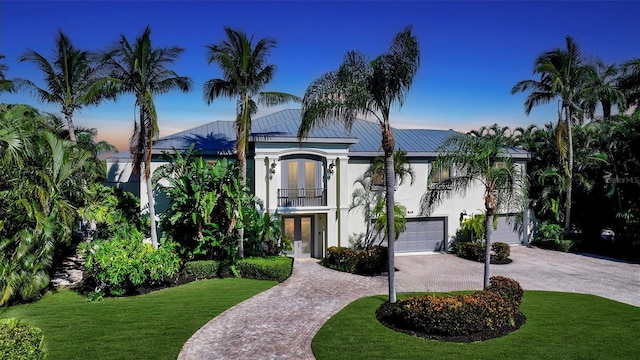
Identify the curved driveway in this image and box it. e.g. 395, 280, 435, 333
179, 246, 639, 359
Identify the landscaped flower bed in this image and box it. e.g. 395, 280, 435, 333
376, 276, 524, 342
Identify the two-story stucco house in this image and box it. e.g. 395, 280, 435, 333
106, 109, 531, 258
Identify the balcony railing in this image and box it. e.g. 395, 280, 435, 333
278, 188, 327, 207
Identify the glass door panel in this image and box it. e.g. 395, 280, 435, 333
301, 217, 312, 254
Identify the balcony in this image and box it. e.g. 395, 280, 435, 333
278, 188, 327, 207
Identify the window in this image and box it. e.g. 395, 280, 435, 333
431, 164, 450, 183
372, 167, 385, 187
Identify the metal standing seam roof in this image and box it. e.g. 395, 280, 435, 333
107, 109, 528, 159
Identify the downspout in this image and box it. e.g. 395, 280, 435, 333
265, 157, 270, 212
336, 158, 341, 247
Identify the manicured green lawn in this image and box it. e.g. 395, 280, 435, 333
1, 278, 275, 360
312, 291, 640, 360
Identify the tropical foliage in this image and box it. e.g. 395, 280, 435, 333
299, 26, 420, 303
421, 125, 526, 288
102, 25, 193, 249
0, 105, 100, 305
153, 147, 286, 264
203, 27, 300, 257
18, 30, 111, 142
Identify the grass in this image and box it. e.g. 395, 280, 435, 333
0, 278, 275, 360
312, 291, 640, 360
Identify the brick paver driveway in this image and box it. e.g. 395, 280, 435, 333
179, 246, 639, 359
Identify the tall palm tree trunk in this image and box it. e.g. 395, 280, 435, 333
382, 123, 397, 303
483, 212, 493, 289
564, 106, 573, 233
144, 161, 159, 249
63, 110, 76, 143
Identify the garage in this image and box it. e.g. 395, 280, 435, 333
490, 214, 523, 245
395, 217, 446, 253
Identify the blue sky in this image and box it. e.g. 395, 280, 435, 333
2, 1, 639, 150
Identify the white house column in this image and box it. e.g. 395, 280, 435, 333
337, 156, 350, 247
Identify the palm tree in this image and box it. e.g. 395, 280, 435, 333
102, 26, 192, 249
298, 26, 420, 303
581, 60, 626, 120
367, 149, 416, 186
18, 30, 109, 142
619, 58, 640, 113
0, 54, 16, 102
511, 35, 592, 233
420, 127, 525, 288
203, 26, 300, 258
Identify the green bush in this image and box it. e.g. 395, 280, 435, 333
492, 242, 511, 261
80, 228, 180, 296
0, 318, 46, 360
237, 256, 293, 282
451, 242, 484, 261
321, 246, 387, 275
377, 276, 523, 336
452, 241, 511, 262
184, 260, 221, 279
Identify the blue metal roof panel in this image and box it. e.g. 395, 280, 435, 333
106, 109, 529, 160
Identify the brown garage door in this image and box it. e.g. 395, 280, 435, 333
491, 214, 522, 245
395, 217, 446, 253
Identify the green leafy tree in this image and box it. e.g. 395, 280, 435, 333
18, 30, 110, 142
298, 26, 420, 303
203, 26, 300, 258
102, 26, 192, 249
511, 36, 593, 233
420, 126, 526, 289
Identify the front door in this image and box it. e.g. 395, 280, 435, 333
283, 216, 313, 258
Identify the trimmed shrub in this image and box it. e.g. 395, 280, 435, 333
184, 260, 221, 279
0, 318, 46, 360
452, 242, 484, 261
492, 242, 511, 261
452, 241, 512, 263
237, 256, 294, 282
321, 246, 387, 275
486, 275, 524, 310
377, 276, 523, 336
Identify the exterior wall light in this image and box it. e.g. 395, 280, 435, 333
328, 160, 335, 174
270, 160, 277, 174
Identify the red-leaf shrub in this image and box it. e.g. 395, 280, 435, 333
377, 276, 523, 336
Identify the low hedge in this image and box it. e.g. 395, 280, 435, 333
184, 260, 221, 279
0, 318, 46, 360
321, 246, 387, 275
492, 242, 511, 261
237, 256, 294, 282
451, 242, 511, 263
377, 276, 523, 336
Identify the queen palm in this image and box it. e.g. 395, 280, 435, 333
511, 36, 592, 233
103, 26, 192, 248
298, 26, 420, 303
420, 127, 525, 288
204, 26, 300, 258
18, 30, 108, 142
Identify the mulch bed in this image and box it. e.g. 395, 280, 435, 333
376, 302, 526, 343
